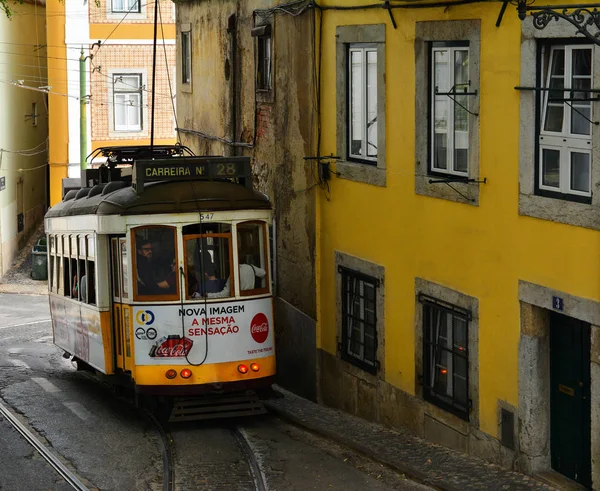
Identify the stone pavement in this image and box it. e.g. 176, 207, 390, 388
265, 386, 558, 491
0, 225, 48, 296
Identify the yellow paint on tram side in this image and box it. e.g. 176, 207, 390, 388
100, 311, 114, 374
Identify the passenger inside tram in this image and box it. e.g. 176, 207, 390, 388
135, 227, 177, 296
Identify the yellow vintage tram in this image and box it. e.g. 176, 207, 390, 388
44, 146, 275, 418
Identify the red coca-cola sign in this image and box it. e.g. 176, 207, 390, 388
250, 313, 269, 344
149, 335, 193, 357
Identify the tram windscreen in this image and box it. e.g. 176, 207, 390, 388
133, 226, 178, 298
183, 223, 231, 299
237, 222, 268, 294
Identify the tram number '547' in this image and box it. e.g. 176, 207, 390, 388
200, 213, 213, 220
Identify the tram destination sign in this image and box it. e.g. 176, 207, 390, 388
133, 156, 251, 193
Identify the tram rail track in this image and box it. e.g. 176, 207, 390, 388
142, 408, 176, 491
0, 398, 90, 491
233, 425, 269, 491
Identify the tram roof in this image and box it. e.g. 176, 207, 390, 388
45, 179, 271, 218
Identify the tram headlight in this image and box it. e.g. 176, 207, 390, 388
165, 369, 177, 379
180, 369, 192, 379
250, 363, 260, 372
237, 364, 248, 374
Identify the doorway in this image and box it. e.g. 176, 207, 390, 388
550, 312, 591, 487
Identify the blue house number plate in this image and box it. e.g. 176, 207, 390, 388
552, 296, 564, 311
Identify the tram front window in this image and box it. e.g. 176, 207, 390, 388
183, 223, 231, 299
133, 226, 178, 298
237, 221, 268, 295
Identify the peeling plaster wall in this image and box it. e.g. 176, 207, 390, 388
175, 0, 317, 398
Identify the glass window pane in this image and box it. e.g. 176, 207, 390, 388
115, 95, 127, 127
350, 50, 363, 157
571, 106, 591, 135
134, 226, 178, 297
544, 104, 564, 132
183, 223, 232, 299
434, 133, 448, 170
550, 48, 565, 77
366, 50, 377, 158
571, 152, 590, 192
454, 49, 469, 89
541, 148, 560, 188
237, 222, 268, 292
572, 48, 592, 76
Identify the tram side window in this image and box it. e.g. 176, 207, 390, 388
237, 222, 268, 295
63, 257, 71, 298
85, 261, 96, 305
134, 226, 178, 298
183, 223, 231, 299
70, 258, 78, 299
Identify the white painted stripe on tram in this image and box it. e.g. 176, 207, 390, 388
32, 377, 61, 393
63, 402, 92, 421
9, 359, 30, 369
0, 319, 51, 329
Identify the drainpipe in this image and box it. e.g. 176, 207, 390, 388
227, 14, 237, 157
79, 48, 87, 171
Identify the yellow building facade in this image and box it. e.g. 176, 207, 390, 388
315, 1, 600, 488
46, 0, 176, 205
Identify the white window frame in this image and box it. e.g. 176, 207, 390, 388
113, 73, 143, 132
431, 44, 470, 177
538, 44, 593, 198
348, 44, 378, 163
111, 0, 140, 14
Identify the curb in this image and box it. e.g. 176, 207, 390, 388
264, 401, 455, 491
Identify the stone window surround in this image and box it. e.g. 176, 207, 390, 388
518, 279, 600, 486
415, 20, 481, 206
179, 23, 192, 94
335, 251, 385, 381
519, 19, 600, 231
107, 68, 148, 138
335, 24, 386, 187
414, 277, 480, 430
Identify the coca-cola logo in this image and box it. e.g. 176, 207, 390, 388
250, 313, 269, 344
149, 335, 193, 358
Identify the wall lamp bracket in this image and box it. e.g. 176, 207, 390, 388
516, 1, 600, 45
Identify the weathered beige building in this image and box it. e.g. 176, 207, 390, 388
0, 0, 48, 275
174, 0, 318, 398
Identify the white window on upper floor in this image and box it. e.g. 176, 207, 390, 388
348, 44, 378, 163
538, 44, 593, 200
111, 0, 140, 14
431, 43, 470, 177
113, 73, 143, 132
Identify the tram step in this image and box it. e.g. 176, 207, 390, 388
168, 393, 267, 422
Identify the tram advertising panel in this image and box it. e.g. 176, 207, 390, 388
133, 298, 274, 365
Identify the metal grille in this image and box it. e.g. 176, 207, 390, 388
340, 267, 378, 374
422, 298, 470, 420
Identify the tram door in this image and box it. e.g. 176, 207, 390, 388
111, 237, 132, 372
